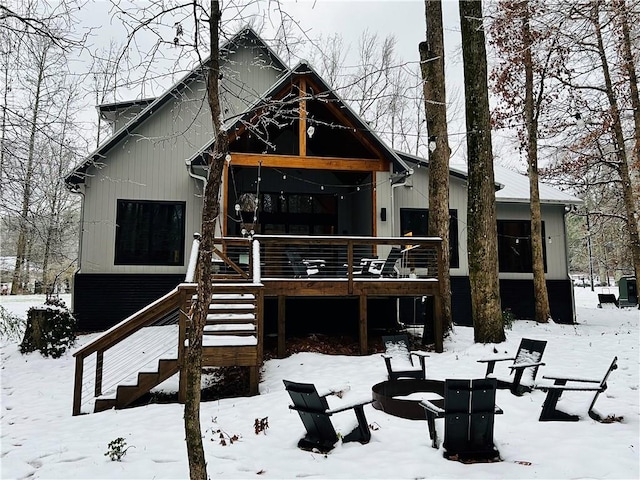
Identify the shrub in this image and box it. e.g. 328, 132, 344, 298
502, 308, 516, 330
105, 437, 132, 461
0, 305, 26, 341
19, 297, 76, 358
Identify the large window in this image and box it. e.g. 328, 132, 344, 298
235, 192, 338, 235
115, 200, 185, 265
497, 220, 547, 273
399, 208, 460, 268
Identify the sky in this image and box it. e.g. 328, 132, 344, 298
1, 286, 639, 479
74, 0, 477, 164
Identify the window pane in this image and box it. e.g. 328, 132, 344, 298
400, 208, 459, 269
497, 220, 546, 273
115, 200, 185, 265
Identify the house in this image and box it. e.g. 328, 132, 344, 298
65, 27, 581, 335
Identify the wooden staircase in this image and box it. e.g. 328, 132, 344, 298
94, 358, 180, 413
73, 282, 264, 415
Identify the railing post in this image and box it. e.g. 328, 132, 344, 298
94, 350, 104, 397
347, 240, 354, 295
434, 241, 444, 353
177, 285, 190, 404
72, 355, 84, 416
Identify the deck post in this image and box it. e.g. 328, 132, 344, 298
72, 355, 84, 416
94, 350, 104, 397
359, 295, 368, 354
248, 366, 259, 395
433, 293, 443, 353
278, 295, 286, 358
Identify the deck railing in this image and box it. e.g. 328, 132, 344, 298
211, 234, 443, 283
72, 234, 443, 414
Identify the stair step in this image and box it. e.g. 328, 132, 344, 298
209, 303, 255, 310
205, 323, 255, 333
206, 313, 255, 322
94, 398, 117, 413
211, 293, 255, 301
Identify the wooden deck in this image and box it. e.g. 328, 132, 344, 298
214, 234, 445, 356
72, 234, 443, 415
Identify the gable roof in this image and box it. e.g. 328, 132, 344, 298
65, 27, 288, 186
396, 150, 581, 205
186, 61, 412, 173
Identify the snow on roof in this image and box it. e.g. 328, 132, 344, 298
398, 150, 582, 205
492, 164, 582, 205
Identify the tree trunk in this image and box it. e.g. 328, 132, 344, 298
183, 2, 229, 479
614, 0, 640, 288
419, 0, 452, 337
11, 43, 47, 295
593, 2, 640, 291
522, 2, 551, 323
459, 0, 505, 343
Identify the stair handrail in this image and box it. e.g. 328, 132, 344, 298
72, 283, 196, 415
185, 233, 201, 282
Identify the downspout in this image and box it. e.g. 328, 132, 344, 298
563, 204, 578, 323
66, 184, 84, 311
389, 168, 413, 327
185, 159, 208, 190
390, 168, 414, 235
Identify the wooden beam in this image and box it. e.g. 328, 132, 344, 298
72, 355, 84, 416
359, 295, 368, 355
222, 159, 229, 236
278, 295, 286, 358
229, 153, 388, 172
299, 78, 307, 157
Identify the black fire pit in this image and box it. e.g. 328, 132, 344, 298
372, 379, 445, 420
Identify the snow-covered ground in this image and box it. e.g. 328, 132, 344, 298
1, 287, 638, 479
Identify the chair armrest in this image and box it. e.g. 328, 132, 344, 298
317, 384, 351, 398
535, 384, 603, 392
410, 351, 430, 359
477, 356, 515, 364
303, 259, 325, 265
478, 356, 515, 376
542, 375, 601, 384
327, 399, 373, 415
419, 399, 445, 416
509, 361, 545, 371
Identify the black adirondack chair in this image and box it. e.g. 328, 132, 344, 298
382, 334, 429, 381
283, 380, 373, 453
286, 251, 324, 278
357, 247, 402, 278
420, 378, 503, 462
477, 338, 547, 395
536, 356, 618, 422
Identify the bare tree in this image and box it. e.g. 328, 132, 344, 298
544, 1, 640, 286
9, 38, 50, 294
459, 0, 505, 343
488, 0, 564, 322
419, 0, 452, 334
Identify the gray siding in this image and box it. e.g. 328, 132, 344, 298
79, 43, 283, 274
376, 167, 569, 280
496, 203, 568, 280
378, 167, 468, 275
